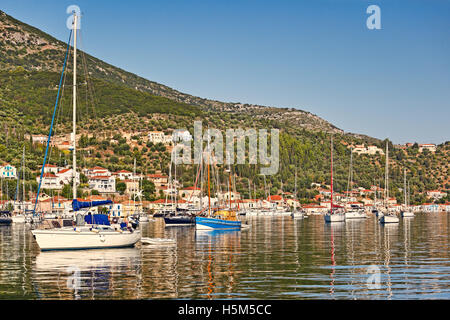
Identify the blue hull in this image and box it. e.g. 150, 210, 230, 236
195, 217, 241, 230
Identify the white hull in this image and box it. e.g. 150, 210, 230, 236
31, 228, 141, 251
12, 215, 26, 223
401, 211, 414, 217
345, 211, 367, 219
379, 215, 399, 224
324, 213, 345, 223
291, 211, 304, 219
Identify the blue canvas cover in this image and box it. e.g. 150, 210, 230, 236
72, 199, 113, 211
84, 214, 111, 226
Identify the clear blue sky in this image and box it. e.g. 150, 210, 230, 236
2, 0, 449, 144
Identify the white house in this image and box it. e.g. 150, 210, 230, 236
426, 190, 447, 200
0, 164, 17, 179
83, 167, 112, 179
419, 144, 437, 153
115, 170, 133, 181
38, 173, 63, 190
88, 176, 116, 193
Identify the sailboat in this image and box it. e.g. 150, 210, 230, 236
401, 168, 414, 217
11, 147, 27, 223
379, 143, 399, 224
324, 137, 345, 223
31, 13, 141, 250
291, 168, 304, 219
195, 144, 241, 230
344, 147, 367, 219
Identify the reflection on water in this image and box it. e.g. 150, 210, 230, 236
0, 213, 449, 299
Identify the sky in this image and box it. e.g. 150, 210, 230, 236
1, 0, 449, 144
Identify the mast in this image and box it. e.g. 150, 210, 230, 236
133, 158, 136, 214
404, 168, 407, 208
385, 143, 389, 209
330, 136, 334, 214
294, 167, 297, 211
72, 13, 78, 200
22, 146, 26, 204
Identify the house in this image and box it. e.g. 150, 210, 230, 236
217, 191, 241, 202
422, 203, 439, 212
179, 187, 201, 200
426, 190, 447, 200
55, 168, 79, 185
83, 167, 112, 179
41, 164, 59, 174
147, 174, 169, 188
88, 176, 116, 193
124, 180, 139, 196
419, 144, 437, 153
55, 140, 72, 151
267, 195, 284, 207
148, 131, 172, 145
30, 134, 48, 144
37, 173, 63, 190
350, 144, 384, 155
0, 164, 17, 179
115, 170, 133, 181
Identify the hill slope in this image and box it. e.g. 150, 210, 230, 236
0, 9, 342, 134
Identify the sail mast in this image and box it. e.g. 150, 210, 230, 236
72, 13, 78, 200
331, 136, 334, 213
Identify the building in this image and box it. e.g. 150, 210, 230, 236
267, 195, 284, 208
350, 144, 384, 155
147, 131, 173, 145
147, 174, 169, 188
83, 167, 112, 179
124, 180, 139, 196
179, 187, 202, 200
40, 164, 59, 174
38, 173, 63, 190
88, 176, 116, 194
115, 170, 133, 181
0, 164, 17, 179
30, 134, 48, 144
426, 190, 447, 200
419, 144, 437, 153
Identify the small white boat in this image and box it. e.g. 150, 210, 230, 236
344, 210, 367, 219
379, 214, 399, 224
12, 214, 26, 223
324, 212, 345, 223
139, 214, 149, 222
291, 210, 304, 219
401, 211, 414, 217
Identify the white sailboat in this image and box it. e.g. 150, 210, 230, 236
291, 168, 304, 219
401, 168, 414, 217
379, 143, 399, 224
31, 13, 141, 250
344, 147, 367, 219
324, 137, 345, 223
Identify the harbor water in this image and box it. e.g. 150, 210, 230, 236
0, 213, 449, 299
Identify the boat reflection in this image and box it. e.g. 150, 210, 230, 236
33, 248, 141, 299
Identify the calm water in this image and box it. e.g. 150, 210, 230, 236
0, 213, 449, 300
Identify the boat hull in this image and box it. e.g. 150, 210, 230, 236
12, 215, 26, 223
31, 228, 141, 251
344, 211, 367, 219
195, 217, 241, 230
164, 215, 195, 226
379, 215, 399, 224
324, 213, 345, 223
401, 211, 415, 217
0, 217, 12, 225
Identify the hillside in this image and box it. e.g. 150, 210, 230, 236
0, 9, 448, 205
0, 9, 342, 134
